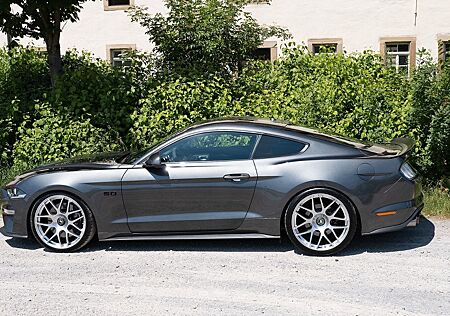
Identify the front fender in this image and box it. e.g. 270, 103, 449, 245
9, 169, 130, 240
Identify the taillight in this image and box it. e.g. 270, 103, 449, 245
400, 161, 417, 180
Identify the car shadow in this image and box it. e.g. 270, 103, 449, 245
4, 216, 436, 256
3, 235, 41, 250
85, 216, 437, 255
338, 216, 436, 256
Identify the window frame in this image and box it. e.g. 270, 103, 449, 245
158, 131, 261, 164
103, 0, 134, 11
252, 134, 309, 160
437, 34, 450, 66
138, 130, 309, 165
380, 37, 416, 77
308, 38, 343, 55
106, 44, 136, 66
254, 41, 278, 61
248, 0, 271, 4
445, 42, 450, 62
30, 46, 47, 53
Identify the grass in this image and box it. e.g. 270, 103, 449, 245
423, 186, 450, 218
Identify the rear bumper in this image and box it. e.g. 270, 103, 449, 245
360, 172, 424, 235
363, 202, 423, 235
0, 189, 29, 238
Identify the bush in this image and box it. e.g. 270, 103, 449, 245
409, 52, 450, 181
131, 46, 412, 149
129, 0, 288, 78
13, 102, 123, 169
1, 49, 144, 169
52, 50, 143, 142
0, 48, 50, 167
425, 102, 450, 178
130, 77, 233, 149
233, 46, 411, 142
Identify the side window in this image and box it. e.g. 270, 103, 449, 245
160, 132, 258, 162
253, 135, 306, 159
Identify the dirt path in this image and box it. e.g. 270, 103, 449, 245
1, 217, 449, 315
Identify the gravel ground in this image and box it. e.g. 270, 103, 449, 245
0, 216, 449, 316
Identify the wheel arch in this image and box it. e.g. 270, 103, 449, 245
26, 189, 98, 240
279, 185, 362, 237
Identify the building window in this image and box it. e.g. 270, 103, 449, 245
380, 37, 416, 77
312, 43, 337, 54
385, 43, 410, 76
103, 0, 134, 11
438, 36, 450, 66
253, 41, 278, 61
30, 46, 47, 53
111, 49, 131, 67
308, 38, 343, 54
444, 42, 450, 63
106, 45, 136, 67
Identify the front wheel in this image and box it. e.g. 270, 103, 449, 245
30, 193, 96, 252
285, 188, 357, 256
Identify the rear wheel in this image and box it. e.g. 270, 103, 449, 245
285, 188, 357, 256
30, 193, 96, 252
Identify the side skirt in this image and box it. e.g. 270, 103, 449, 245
104, 233, 279, 242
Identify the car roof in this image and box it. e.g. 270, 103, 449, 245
192, 117, 289, 128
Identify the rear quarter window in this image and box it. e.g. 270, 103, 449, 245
253, 135, 306, 159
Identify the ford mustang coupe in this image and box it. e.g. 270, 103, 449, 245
1, 118, 423, 255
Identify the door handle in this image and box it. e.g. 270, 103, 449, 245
223, 173, 250, 182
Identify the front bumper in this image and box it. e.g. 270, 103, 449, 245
1, 189, 28, 238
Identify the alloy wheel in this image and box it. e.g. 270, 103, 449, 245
33, 194, 87, 249
291, 193, 350, 252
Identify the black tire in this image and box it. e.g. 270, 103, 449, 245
285, 188, 357, 256
30, 192, 97, 252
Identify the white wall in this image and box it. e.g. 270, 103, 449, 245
8, 0, 163, 57
0, 32, 7, 47
59, 0, 165, 58
416, 0, 450, 55
249, 0, 450, 58
3, 0, 450, 60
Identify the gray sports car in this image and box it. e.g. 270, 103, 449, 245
1, 118, 423, 255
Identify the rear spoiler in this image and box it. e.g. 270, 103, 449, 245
361, 137, 415, 158
390, 137, 415, 158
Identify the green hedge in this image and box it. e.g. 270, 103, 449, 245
0, 46, 449, 185
0, 48, 50, 166
131, 46, 414, 158
0, 48, 138, 174
409, 52, 450, 180
13, 102, 123, 170
233, 46, 412, 142
130, 78, 234, 149
51, 51, 144, 140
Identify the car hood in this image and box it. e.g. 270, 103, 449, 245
34, 151, 131, 170
5, 152, 131, 188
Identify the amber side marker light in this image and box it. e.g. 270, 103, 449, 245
376, 211, 397, 217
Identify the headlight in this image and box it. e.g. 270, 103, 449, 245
400, 162, 417, 180
6, 187, 27, 199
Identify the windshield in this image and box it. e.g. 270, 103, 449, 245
120, 126, 191, 164
120, 148, 150, 164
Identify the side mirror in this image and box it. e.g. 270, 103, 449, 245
144, 152, 165, 169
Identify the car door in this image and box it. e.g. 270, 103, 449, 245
122, 131, 259, 233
